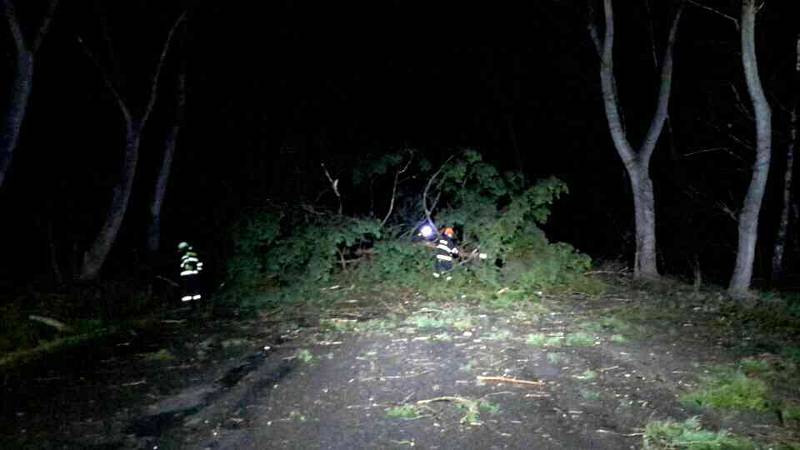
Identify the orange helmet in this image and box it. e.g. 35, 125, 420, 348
443, 227, 455, 238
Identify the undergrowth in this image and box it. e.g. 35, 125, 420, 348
220, 150, 602, 311
643, 417, 754, 449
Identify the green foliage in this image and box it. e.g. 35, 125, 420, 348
223, 204, 382, 307
573, 369, 597, 381
783, 404, 800, 422
404, 307, 475, 331
226, 208, 283, 285
222, 149, 597, 309
386, 404, 423, 420
356, 238, 430, 286
0, 304, 41, 355
432, 150, 594, 294
526, 333, 563, 347
580, 388, 601, 401
295, 349, 314, 364
643, 417, 754, 450
681, 370, 770, 412
565, 332, 595, 347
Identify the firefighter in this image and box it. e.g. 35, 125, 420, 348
433, 227, 459, 280
177, 241, 204, 302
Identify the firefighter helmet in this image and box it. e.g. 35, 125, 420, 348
443, 227, 455, 238
178, 241, 190, 252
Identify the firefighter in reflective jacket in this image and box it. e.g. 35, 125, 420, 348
178, 241, 204, 302
433, 227, 459, 280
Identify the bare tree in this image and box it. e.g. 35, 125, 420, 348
0, 0, 58, 189
78, 11, 186, 280
772, 32, 799, 281
728, 0, 771, 299
589, 0, 683, 279
147, 59, 187, 253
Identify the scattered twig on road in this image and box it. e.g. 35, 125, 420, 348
477, 376, 544, 387
29, 315, 70, 332
155, 275, 179, 287
595, 429, 645, 437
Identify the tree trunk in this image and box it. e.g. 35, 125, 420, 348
771, 33, 799, 281
80, 122, 142, 280
590, 0, 681, 280
629, 168, 658, 277
78, 11, 186, 279
0, 0, 58, 189
0, 50, 32, 189
729, 0, 772, 299
147, 69, 185, 253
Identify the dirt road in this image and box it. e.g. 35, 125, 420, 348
2, 287, 797, 449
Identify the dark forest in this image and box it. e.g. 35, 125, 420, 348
1, 1, 799, 448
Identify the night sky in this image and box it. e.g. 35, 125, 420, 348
0, 0, 798, 287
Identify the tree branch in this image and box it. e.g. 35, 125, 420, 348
141, 11, 187, 127
422, 155, 454, 227
31, 0, 59, 53
321, 161, 342, 214
1, 0, 27, 55
76, 36, 132, 126
595, 0, 637, 167
729, 83, 754, 120
685, 0, 739, 30
381, 151, 414, 227
640, 3, 683, 165
587, 1, 602, 58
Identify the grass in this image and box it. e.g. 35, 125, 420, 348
141, 348, 174, 362
387, 397, 498, 426
404, 307, 475, 332
406, 314, 448, 330
355, 318, 398, 334
0, 330, 110, 369
681, 369, 770, 412
737, 357, 771, 376
287, 410, 308, 422
295, 349, 314, 364
565, 332, 595, 347
581, 316, 636, 335
782, 404, 800, 422
573, 369, 597, 381
610, 334, 628, 343
386, 405, 423, 420
432, 332, 453, 342
483, 329, 513, 341
580, 388, 601, 401
320, 317, 359, 333
781, 346, 800, 365
643, 417, 754, 449
415, 396, 498, 426
526, 333, 563, 347
547, 352, 565, 364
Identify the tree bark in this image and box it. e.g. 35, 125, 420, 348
728, 0, 772, 299
0, 0, 58, 189
630, 169, 658, 276
0, 49, 32, 189
771, 33, 799, 281
147, 68, 186, 253
79, 11, 186, 280
80, 122, 143, 280
590, 0, 682, 280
